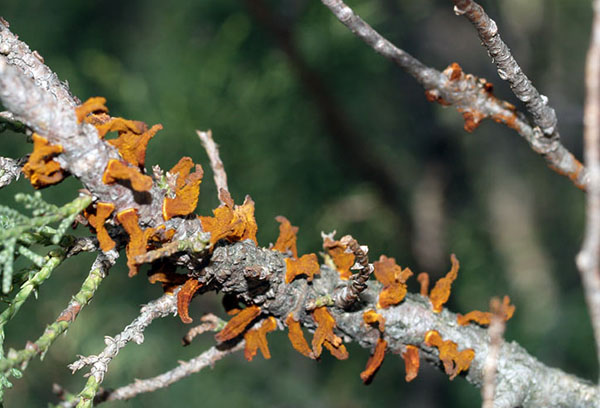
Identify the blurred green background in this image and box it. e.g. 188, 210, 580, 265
0, 0, 596, 406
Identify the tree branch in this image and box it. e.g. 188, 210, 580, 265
319, 0, 587, 190
576, 0, 600, 373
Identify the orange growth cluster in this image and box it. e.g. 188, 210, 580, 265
272, 216, 299, 258
360, 338, 387, 384
23, 133, 67, 189
162, 157, 204, 221
215, 305, 261, 343
457, 295, 515, 326
244, 317, 277, 361
373, 255, 413, 309
285, 254, 320, 284
429, 254, 459, 313
323, 237, 355, 280
363, 310, 385, 332
424, 330, 474, 380
285, 314, 314, 359
311, 306, 348, 360
103, 159, 153, 192
402, 345, 420, 382
176, 278, 203, 324
199, 195, 258, 246
84, 202, 116, 252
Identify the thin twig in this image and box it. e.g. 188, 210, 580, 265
57, 343, 244, 407
576, 0, 600, 371
319, 0, 587, 190
0, 252, 116, 374
333, 235, 373, 308
196, 129, 229, 205
182, 313, 226, 346
481, 297, 507, 408
68, 292, 178, 407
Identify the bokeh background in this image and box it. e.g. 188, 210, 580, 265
0, 0, 596, 406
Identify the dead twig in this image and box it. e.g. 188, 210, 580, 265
481, 297, 507, 408
196, 129, 229, 205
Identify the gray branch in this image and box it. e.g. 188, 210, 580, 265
320, 0, 588, 190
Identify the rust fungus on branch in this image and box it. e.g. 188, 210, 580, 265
285, 253, 320, 284
457, 295, 515, 326
402, 345, 420, 382
363, 310, 385, 332
116, 208, 162, 277
199, 196, 258, 246
177, 278, 203, 324
272, 216, 299, 258
102, 159, 153, 192
311, 306, 347, 359
285, 314, 314, 359
162, 157, 204, 221
95, 117, 147, 139
429, 254, 460, 313
417, 272, 430, 297
23, 133, 67, 189
244, 317, 277, 361
424, 330, 474, 380
108, 124, 162, 168
75, 97, 109, 123
373, 255, 413, 309
323, 237, 355, 280
360, 338, 387, 384
84, 202, 115, 252
215, 305, 261, 343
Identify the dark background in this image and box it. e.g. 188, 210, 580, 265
0, 0, 595, 406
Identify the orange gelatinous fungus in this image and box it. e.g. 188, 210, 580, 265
244, 317, 277, 361
311, 306, 343, 358
285, 314, 314, 359
272, 216, 299, 258
417, 272, 430, 297
162, 157, 204, 221
402, 345, 420, 382
215, 305, 261, 343
108, 124, 162, 168
23, 133, 67, 189
177, 278, 203, 324
85, 202, 116, 252
95, 117, 147, 138
116, 209, 158, 277
373, 255, 413, 309
323, 237, 355, 280
199, 196, 258, 245
285, 253, 320, 284
75, 97, 108, 123
359, 338, 388, 384
363, 310, 385, 333
457, 295, 515, 326
103, 159, 153, 192
429, 254, 460, 313
424, 330, 475, 380
323, 340, 349, 360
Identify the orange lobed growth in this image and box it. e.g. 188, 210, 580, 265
424, 330, 474, 380
117, 209, 164, 277
285, 253, 320, 284
199, 196, 258, 246
323, 237, 355, 280
103, 159, 153, 192
429, 254, 460, 313
311, 306, 348, 359
402, 345, 420, 382
215, 305, 261, 343
272, 216, 299, 258
373, 255, 413, 309
457, 295, 515, 326
244, 317, 277, 361
75, 97, 109, 123
177, 278, 203, 324
108, 124, 162, 168
360, 338, 387, 384
417, 272, 430, 297
363, 310, 385, 332
147, 262, 187, 293
285, 314, 314, 359
84, 202, 116, 252
162, 157, 204, 221
23, 133, 67, 189
95, 117, 147, 139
